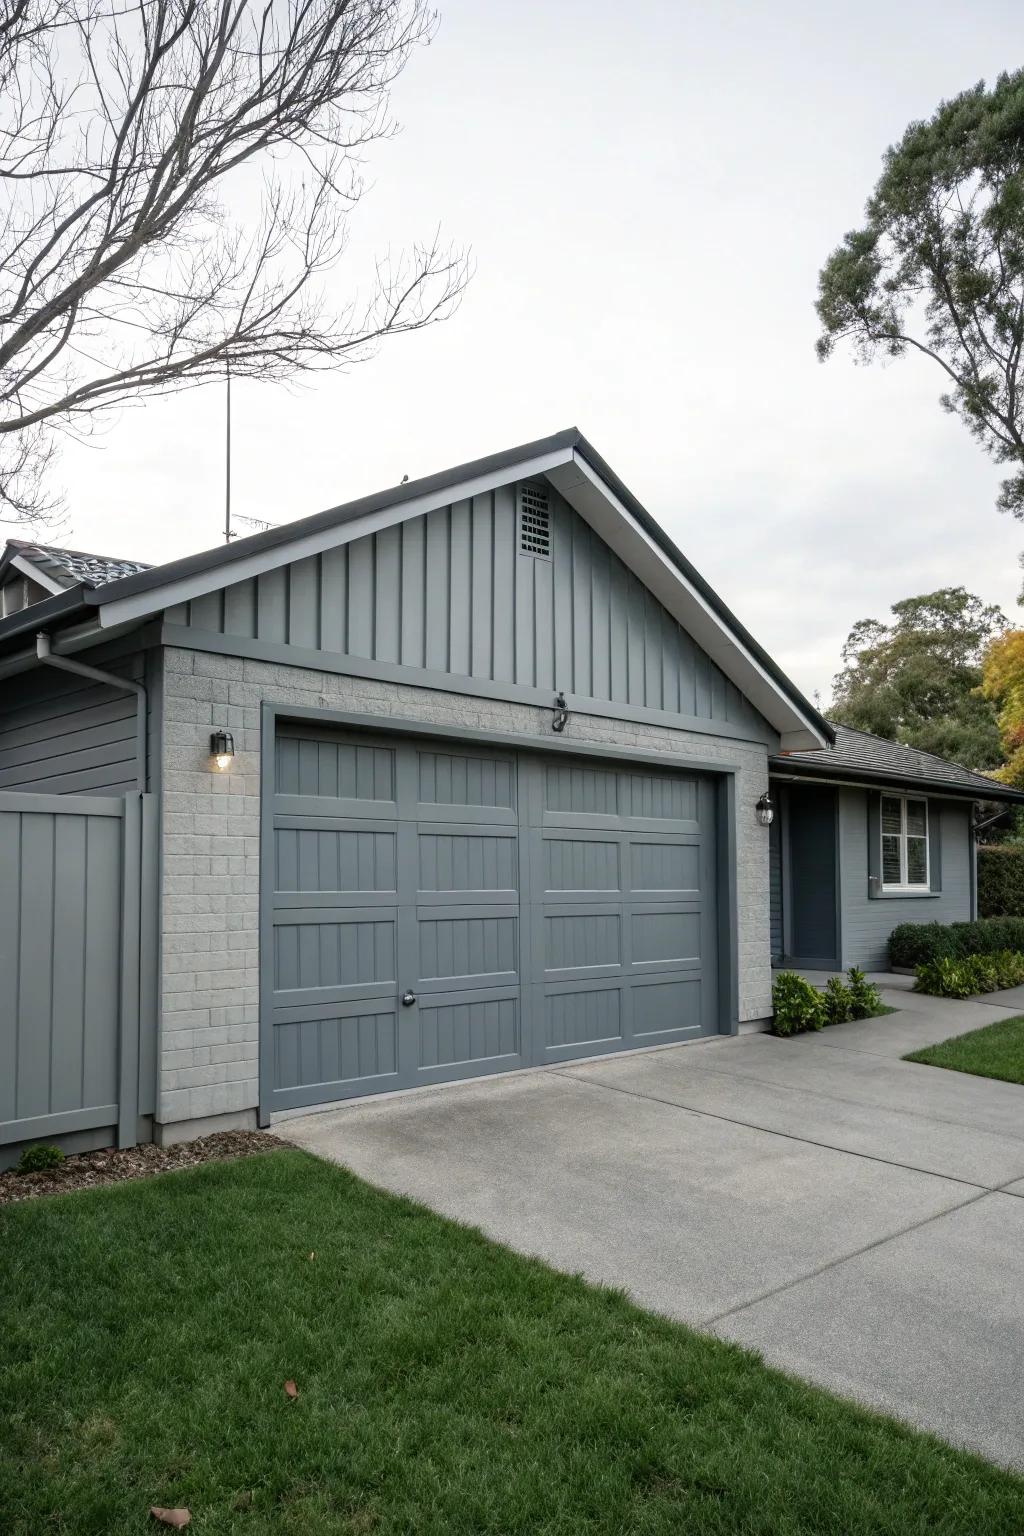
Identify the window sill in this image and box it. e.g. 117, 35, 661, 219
870, 889, 940, 901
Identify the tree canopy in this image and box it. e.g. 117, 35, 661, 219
829, 587, 1007, 770
0, 0, 468, 524
816, 69, 1024, 516
981, 629, 1024, 787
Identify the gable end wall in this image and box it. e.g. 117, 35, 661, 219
163, 485, 777, 748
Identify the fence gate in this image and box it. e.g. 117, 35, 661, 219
0, 791, 156, 1160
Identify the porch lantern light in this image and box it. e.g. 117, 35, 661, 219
210, 729, 235, 770
756, 791, 774, 827
551, 690, 570, 733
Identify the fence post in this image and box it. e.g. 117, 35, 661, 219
117, 794, 142, 1149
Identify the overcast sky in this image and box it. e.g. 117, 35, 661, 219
38, 0, 1024, 706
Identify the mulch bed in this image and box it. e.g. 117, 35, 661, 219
0, 1130, 288, 1206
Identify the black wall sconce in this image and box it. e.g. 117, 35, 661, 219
756, 791, 774, 827
210, 729, 235, 770
551, 691, 570, 733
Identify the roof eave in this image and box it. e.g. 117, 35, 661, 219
769, 754, 1024, 804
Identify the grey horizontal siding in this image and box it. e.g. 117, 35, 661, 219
0, 652, 144, 796
167, 484, 773, 742
839, 788, 972, 970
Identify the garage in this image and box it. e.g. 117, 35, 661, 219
268, 724, 721, 1112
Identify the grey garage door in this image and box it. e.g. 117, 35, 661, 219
267, 726, 720, 1113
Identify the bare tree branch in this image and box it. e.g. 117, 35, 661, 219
0, 0, 469, 524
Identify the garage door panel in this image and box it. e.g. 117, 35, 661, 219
542, 834, 621, 897
417, 908, 519, 991
544, 760, 619, 816
619, 768, 699, 825
415, 747, 517, 824
417, 827, 517, 901
273, 911, 396, 995
542, 981, 624, 1051
277, 733, 397, 803
629, 837, 700, 895
630, 906, 702, 968
273, 999, 400, 1108
631, 974, 704, 1039
544, 907, 622, 977
418, 989, 520, 1071
274, 824, 398, 896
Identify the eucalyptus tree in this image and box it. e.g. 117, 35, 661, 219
817, 70, 1024, 517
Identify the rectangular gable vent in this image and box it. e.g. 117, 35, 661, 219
518, 483, 551, 558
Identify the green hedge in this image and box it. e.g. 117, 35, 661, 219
889, 915, 1024, 968
978, 845, 1024, 918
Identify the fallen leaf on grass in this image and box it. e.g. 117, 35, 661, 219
309, 1251, 315, 1261
284, 1379, 299, 1399
150, 1509, 190, 1528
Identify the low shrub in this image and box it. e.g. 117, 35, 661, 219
822, 976, 853, 1027
846, 967, 886, 1018
771, 971, 824, 1036
978, 845, 1024, 918
17, 1143, 65, 1175
914, 948, 1024, 999
889, 916, 1024, 969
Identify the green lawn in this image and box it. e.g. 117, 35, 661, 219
905, 1013, 1024, 1084
3, 1150, 1023, 1535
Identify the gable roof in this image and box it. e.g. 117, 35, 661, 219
0, 539, 150, 594
772, 721, 1024, 803
0, 429, 831, 749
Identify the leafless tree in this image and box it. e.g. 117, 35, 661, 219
0, 0, 468, 523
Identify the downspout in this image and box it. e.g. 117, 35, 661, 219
36, 631, 147, 795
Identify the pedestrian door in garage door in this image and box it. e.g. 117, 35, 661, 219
265, 725, 719, 1114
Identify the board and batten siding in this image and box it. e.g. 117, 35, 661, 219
768, 810, 783, 961
838, 788, 973, 971
0, 650, 145, 796
163, 485, 775, 744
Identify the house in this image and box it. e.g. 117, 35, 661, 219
1, 427, 1021, 1164
768, 725, 1019, 972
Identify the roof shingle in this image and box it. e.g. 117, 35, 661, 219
8, 540, 150, 590
773, 722, 1024, 801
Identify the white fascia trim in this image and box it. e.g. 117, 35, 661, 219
550, 453, 829, 752
8, 552, 66, 596
96, 446, 576, 630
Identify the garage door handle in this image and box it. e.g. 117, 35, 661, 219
401, 990, 417, 1007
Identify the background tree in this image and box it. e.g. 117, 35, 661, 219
0, 0, 468, 523
981, 628, 1024, 787
830, 587, 1007, 769
816, 69, 1024, 517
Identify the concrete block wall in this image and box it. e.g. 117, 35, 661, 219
157, 645, 773, 1133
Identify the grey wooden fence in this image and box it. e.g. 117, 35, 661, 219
0, 790, 157, 1160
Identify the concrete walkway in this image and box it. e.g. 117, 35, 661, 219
284, 989, 1024, 1469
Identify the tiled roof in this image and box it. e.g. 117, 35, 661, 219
773, 722, 1022, 800
8, 541, 151, 589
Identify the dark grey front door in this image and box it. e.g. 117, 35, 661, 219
787, 785, 838, 966
268, 726, 719, 1112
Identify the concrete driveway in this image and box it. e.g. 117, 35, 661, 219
284, 982, 1024, 1469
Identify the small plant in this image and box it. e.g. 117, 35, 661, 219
822, 976, 853, 1026
771, 971, 825, 1036
845, 967, 885, 1019
17, 1143, 65, 1175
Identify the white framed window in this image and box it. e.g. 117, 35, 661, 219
881, 795, 929, 892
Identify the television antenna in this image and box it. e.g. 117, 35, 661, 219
222, 360, 280, 541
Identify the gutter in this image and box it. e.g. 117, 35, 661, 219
36, 631, 146, 794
